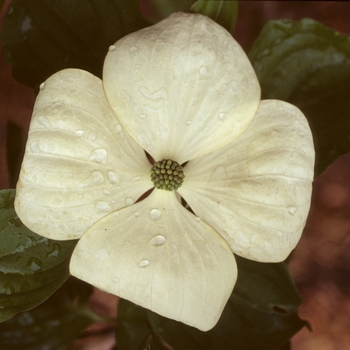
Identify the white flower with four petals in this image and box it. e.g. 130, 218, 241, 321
15, 13, 315, 331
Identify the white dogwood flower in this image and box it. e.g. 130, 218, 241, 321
15, 13, 314, 331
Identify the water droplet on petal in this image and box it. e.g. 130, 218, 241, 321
75, 130, 84, 137
199, 66, 208, 76
107, 171, 119, 184
30, 141, 40, 153
139, 114, 147, 119
138, 259, 150, 268
38, 116, 51, 129
186, 120, 192, 125
114, 124, 122, 134
218, 112, 225, 121
132, 176, 140, 182
95, 201, 112, 213
150, 209, 161, 220
134, 211, 140, 217
39, 82, 45, 90
95, 248, 109, 260
47, 243, 61, 258
88, 131, 97, 142
195, 217, 201, 222
130, 46, 139, 56
125, 197, 133, 206
26, 257, 43, 272
88, 148, 107, 163
109, 45, 116, 51
87, 171, 105, 185
150, 235, 166, 246
288, 206, 297, 215
211, 165, 229, 180
112, 275, 120, 283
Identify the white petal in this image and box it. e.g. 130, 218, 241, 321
70, 190, 236, 331
103, 12, 260, 164
178, 100, 315, 262
15, 69, 153, 240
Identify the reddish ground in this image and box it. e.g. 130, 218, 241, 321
1, 1, 350, 349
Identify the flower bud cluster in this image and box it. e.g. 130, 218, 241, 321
150, 159, 185, 191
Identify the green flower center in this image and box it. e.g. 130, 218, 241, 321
150, 159, 185, 191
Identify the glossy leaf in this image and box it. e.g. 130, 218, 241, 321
116, 300, 154, 350
0, 279, 97, 350
249, 19, 350, 176
190, 0, 239, 34
147, 0, 196, 22
148, 0, 238, 33
118, 255, 305, 350
1, 0, 149, 90
0, 189, 77, 322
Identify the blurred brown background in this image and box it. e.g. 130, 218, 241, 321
1, 1, 350, 349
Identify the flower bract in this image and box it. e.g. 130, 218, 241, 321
15, 13, 315, 331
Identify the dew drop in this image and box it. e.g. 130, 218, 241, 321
112, 275, 120, 283
150, 208, 161, 220
30, 141, 40, 153
95, 201, 112, 213
186, 120, 192, 125
139, 86, 168, 101
199, 66, 208, 76
114, 124, 122, 134
211, 165, 229, 180
95, 248, 109, 260
47, 243, 61, 258
38, 116, 51, 129
75, 130, 84, 137
87, 171, 105, 185
103, 189, 111, 196
39, 82, 46, 90
88, 148, 107, 163
218, 112, 225, 121
130, 46, 139, 56
88, 131, 97, 142
134, 211, 140, 217
125, 197, 133, 206
3, 282, 15, 295
26, 257, 43, 272
107, 171, 119, 184
288, 206, 297, 216
150, 235, 166, 246
138, 259, 150, 268
132, 176, 140, 182
139, 114, 147, 119
109, 45, 116, 51
195, 217, 201, 222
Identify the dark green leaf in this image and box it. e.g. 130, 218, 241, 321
1, 0, 150, 90
138, 333, 154, 350
148, 0, 238, 33
147, 0, 196, 22
249, 19, 350, 176
0, 278, 97, 350
6, 121, 25, 188
117, 300, 154, 350
0, 189, 77, 322
190, 0, 239, 34
118, 256, 305, 350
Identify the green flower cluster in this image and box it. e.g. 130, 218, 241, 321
150, 159, 185, 191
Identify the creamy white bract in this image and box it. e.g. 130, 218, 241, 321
15, 13, 315, 331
